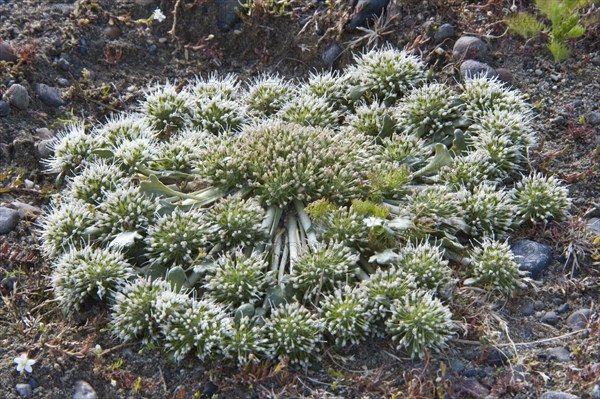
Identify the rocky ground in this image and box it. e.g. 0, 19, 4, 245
0, 0, 599, 398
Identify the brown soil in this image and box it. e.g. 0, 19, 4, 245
0, 0, 598, 398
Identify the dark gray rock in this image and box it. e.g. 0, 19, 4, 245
557, 303, 570, 314
460, 60, 497, 79
323, 42, 343, 68
347, 0, 390, 30
3, 83, 30, 110
36, 138, 55, 160
104, 26, 122, 40
216, 0, 243, 32
548, 346, 570, 362
452, 36, 487, 61
534, 300, 545, 311
496, 68, 513, 83
202, 382, 219, 397
0, 41, 17, 62
57, 78, 70, 87
587, 111, 600, 126
57, 58, 70, 71
434, 23, 455, 42
542, 311, 559, 325
0, 207, 20, 234
566, 308, 592, 329
27, 376, 40, 390
450, 358, 465, 374
519, 299, 535, 316
457, 378, 490, 399
16, 383, 33, 398
511, 240, 553, 279
73, 380, 97, 399
540, 392, 580, 399
590, 384, 600, 399
35, 83, 65, 107
0, 100, 9, 117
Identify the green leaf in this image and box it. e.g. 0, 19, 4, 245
549, 39, 571, 62
108, 231, 143, 250
166, 266, 188, 291
234, 303, 256, 323
369, 248, 401, 265
505, 13, 545, 38
347, 85, 368, 101
386, 217, 414, 231
413, 143, 453, 178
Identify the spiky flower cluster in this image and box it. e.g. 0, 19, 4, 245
512, 172, 571, 224
465, 238, 524, 295
386, 291, 454, 359
40, 45, 569, 366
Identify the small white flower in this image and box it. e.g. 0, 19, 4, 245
152, 8, 166, 23
363, 216, 384, 228
14, 353, 36, 374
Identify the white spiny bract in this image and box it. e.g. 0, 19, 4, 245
44, 123, 95, 175
92, 114, 156, 148
39, 200, 96, 258
462, 182, 515, 239
112, 137, 158, 174
386, 291, 454, 359
141, 82, 193, 132
512, 172, 571, 224
264, 302, 323, 367
465, 238, 524, 295
97, 186, 158, 241
291, 242, 359, 300
203, 194, 267, 248
237, 121, 376, 206
461, 76, 529, 121
320, 286, 372, 347
145, 208, 205, 269
190, 96, 245, 134
224, 317, 269, 366
345, 100, 397, 139
51, 246, 135, 314
204, 249, 271, 307
110, 277, 174, 344
155, 293, 230, 362
66, 160, 129, 205
244, 74, 297, 117
190, 73, 240, 100
278, 93, 341, 128
347, 46, 426, 104
395, 83, 463, 142
40, 45, 559, 365
151, 128, 206, 173
396, 241, 451, 291
437, 150, 493, 189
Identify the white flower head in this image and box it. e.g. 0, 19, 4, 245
152, 8, 166, 23
14, 353, 36, 374
363, 216, 384, 228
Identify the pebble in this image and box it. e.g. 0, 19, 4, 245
72, 380, 97, 399
535, 69, 543, 76
216, 0, 242, 32
540, 392, 580, 399
534, 300, 545, 311
135, 0, 155, 6
588, 218, 600, 235
449, 358, 465, 374
27, 376, 40, 390
35, 127, 53, 139
78, 37, 90, 55
322, 42, 343, 68
0, 100, 9, 117
15, 383, 33, 398
35, 83, 65, 107
434, 23, 455, 42
495, 68, 513, 83
104, 26, 121, 40
566, 308, 592, 329
511, 240, 553, 279
0, 41, 17, 62
552, 115, 566, 125
202, 381, 219, 397
452, 36, 487, 61
36, 138, 55, 160
547, 346, 570, 362
2, 276, 16, 292
58, 58, 70, 71
541, 311, 559, 325
11, 201, 43, 218
557, 303, 570, 314
590, 384, 600, 399
347, 0, 390, 30
460, 60, 497, 79
550, 74, 561, 82
57, 78, 70, 87
519, 300, 535, 316
0, 206, 20, 234
457, 378, 490, 399
3, 83, 30, 110
587, 111, 600, 125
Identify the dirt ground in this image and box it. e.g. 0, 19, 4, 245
0, 0, 599, 398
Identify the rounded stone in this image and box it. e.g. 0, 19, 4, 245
35, 83, 66, 107
347, 0, 390, 30
460, 59, 498, 79
434, 23, 455, 42
541, 311, 559, 325
540, 392, 580, 399
452, 36, 488, 61
495, 68, 513, 83
566, 308, 592, 329
104, 26, 122, 40
16, 383, 33, 398
3, 83, 30, 110
587, 111, 600, 125
0, 100, 9, 117
36, 138, 55, 160
0, 207, 20, 234
73, 380, 97, 399
323, 42, 343, 68
0, 41, 17, 62
511, 240, 553, 279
